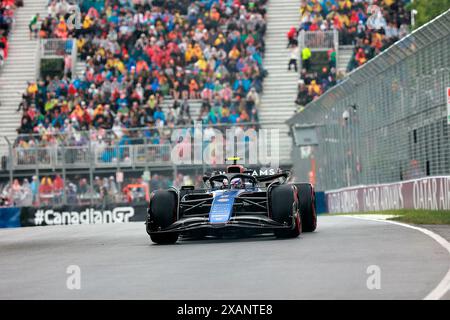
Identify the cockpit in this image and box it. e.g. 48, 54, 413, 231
207, 174, 258, 190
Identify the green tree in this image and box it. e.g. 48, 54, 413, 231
408, 0, 450, 29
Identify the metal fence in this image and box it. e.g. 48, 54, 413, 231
0, 167, 202, 208
297, 29, 339, 79
7, 122, 264, 169
12, 143, 172, 170
298, 30, 338, 51
40, 39, 75, 57
288, 10, 450, 191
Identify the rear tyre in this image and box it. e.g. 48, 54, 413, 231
295, 183, 317, 232
147, 190, 179, 244
270, 185, 301, 238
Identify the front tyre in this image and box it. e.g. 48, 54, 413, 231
270, 185, 301, 238
146, 190, 179, 244
150, 232, 179, 245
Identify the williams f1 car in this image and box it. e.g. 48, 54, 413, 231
146, 163, 317, 244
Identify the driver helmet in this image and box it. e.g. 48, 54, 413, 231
230, 178, 242, 189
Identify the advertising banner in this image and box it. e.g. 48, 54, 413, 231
447, 87, 450, 124
20, 203, 148, 227
0, 207, 21, 228
326, 176, 450, 213
0, 203, 148, 228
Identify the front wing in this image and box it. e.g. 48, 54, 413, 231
148, 215, 293, 234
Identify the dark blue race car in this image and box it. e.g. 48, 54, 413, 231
146, 163, 317, 244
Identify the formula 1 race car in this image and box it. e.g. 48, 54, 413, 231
146, 161, 317, 244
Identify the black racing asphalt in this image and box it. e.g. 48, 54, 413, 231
0, 216, 449, 299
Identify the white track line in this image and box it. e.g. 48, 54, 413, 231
343, 215, 450, 300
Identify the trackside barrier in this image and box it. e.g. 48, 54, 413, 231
0, 207, 21, 228
0, 203, 148, 228
326, 176, 450, 213
314, 191, 327, 214
1, 193, 327, 228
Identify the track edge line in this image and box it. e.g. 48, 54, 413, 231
342, 215, 450, 300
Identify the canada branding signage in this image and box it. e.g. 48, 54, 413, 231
1, 204, 148, 228
33, 207, 135, 226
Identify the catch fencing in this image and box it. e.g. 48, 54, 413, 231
288, 10, 450, 192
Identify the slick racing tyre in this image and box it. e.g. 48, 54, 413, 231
270, 185, 301, 238
147, 190, 179, 244
294, 183, 317, 232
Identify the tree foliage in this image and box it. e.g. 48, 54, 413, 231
408, 0, 450, 29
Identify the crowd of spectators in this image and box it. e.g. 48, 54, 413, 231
16, 0, 267, 146
0, 0, 21, 67
0, 172, 203, 207
292, 0, 411, 108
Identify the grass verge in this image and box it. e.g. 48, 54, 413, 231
330, 209, 450, 225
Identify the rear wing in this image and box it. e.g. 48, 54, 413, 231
254, 170, 290, 183
201, 169, 291, 188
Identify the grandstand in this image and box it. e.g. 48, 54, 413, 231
293, 0, 411, 109
2, 0, 267, 151
0, 0, 423, 208
0, 0, 46, 157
